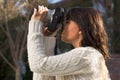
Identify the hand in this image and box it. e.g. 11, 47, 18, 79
31, 5, 48, 21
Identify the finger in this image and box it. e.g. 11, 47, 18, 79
44, 27, 48, 31
43, 7, 48, 13
44, 7, 48, 11
38, 5, 41, 14
41, 5, 44, 11
38, 5, 43, 14
38, 5, 44, 14
31, 8, 38, 20
34, 8, 37, 14
41, 6, 48, 13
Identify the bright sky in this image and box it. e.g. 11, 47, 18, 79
47, 0, 63, 4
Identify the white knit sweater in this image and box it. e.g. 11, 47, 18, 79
27, 20, 111, 80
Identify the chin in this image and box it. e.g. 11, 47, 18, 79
61, 36, 69, 43
61, 34, 70, 43
61, 36, 66, 42
61, 36, 65, 41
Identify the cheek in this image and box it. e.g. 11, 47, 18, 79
62, 26, 79, 41
67, 25, 79, 37
61, 27, 70, 42
62, 26, 71, 37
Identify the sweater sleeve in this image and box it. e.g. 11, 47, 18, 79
33, 73, 55, 80
28, 20, 56, 80
27, 20, 92, 76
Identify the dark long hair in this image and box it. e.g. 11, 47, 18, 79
66, 7, 110, 59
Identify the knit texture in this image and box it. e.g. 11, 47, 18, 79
27, 20, 111, 80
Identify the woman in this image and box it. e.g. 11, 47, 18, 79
27, 5, 111, 80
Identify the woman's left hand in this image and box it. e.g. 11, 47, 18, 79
31, 5, 48, 21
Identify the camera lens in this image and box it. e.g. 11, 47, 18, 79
47, 7, 64, 33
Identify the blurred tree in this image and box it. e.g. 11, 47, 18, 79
113, 0, 120, 53
0, 0, 47, 80
0, 0, 29, 80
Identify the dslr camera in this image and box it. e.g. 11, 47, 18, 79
43, 7, 64, 36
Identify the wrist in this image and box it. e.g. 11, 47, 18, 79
28, 20, 44, 35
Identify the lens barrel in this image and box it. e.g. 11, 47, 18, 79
47, 7, 64, 33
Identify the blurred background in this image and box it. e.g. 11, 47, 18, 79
0, 0, 119, 80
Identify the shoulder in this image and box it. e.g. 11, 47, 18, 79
77, 47, 102, 56
71, 46, 100, 54
66, 47, 101, 58
85, 47, 103, 58
61, 46, 103, 61
72, 47, 104, 60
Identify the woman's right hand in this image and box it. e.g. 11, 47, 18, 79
31, 5, 48, 21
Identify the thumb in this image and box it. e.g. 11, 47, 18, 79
31, 8, 38, 20
33, 8, 38, 15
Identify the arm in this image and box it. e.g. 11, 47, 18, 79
27, 20, 92, 76
28, 20, 56, 80
28, 6, 56, 80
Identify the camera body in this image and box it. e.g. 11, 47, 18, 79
43, 7, 64, 35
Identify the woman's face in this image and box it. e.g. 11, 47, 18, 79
61, 20, 82, 44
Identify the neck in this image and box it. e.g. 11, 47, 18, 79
72, 39, 81, 48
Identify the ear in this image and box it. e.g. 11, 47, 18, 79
78, 31, 82, 35
78, 30, 83, 43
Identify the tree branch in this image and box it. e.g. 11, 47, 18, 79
19, 8, 32, 59
19, 26, 28, 60
0, 24, 7, 35
4, 8, 17, 66
15, 30, 21, 57
0, 51, 16, 71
